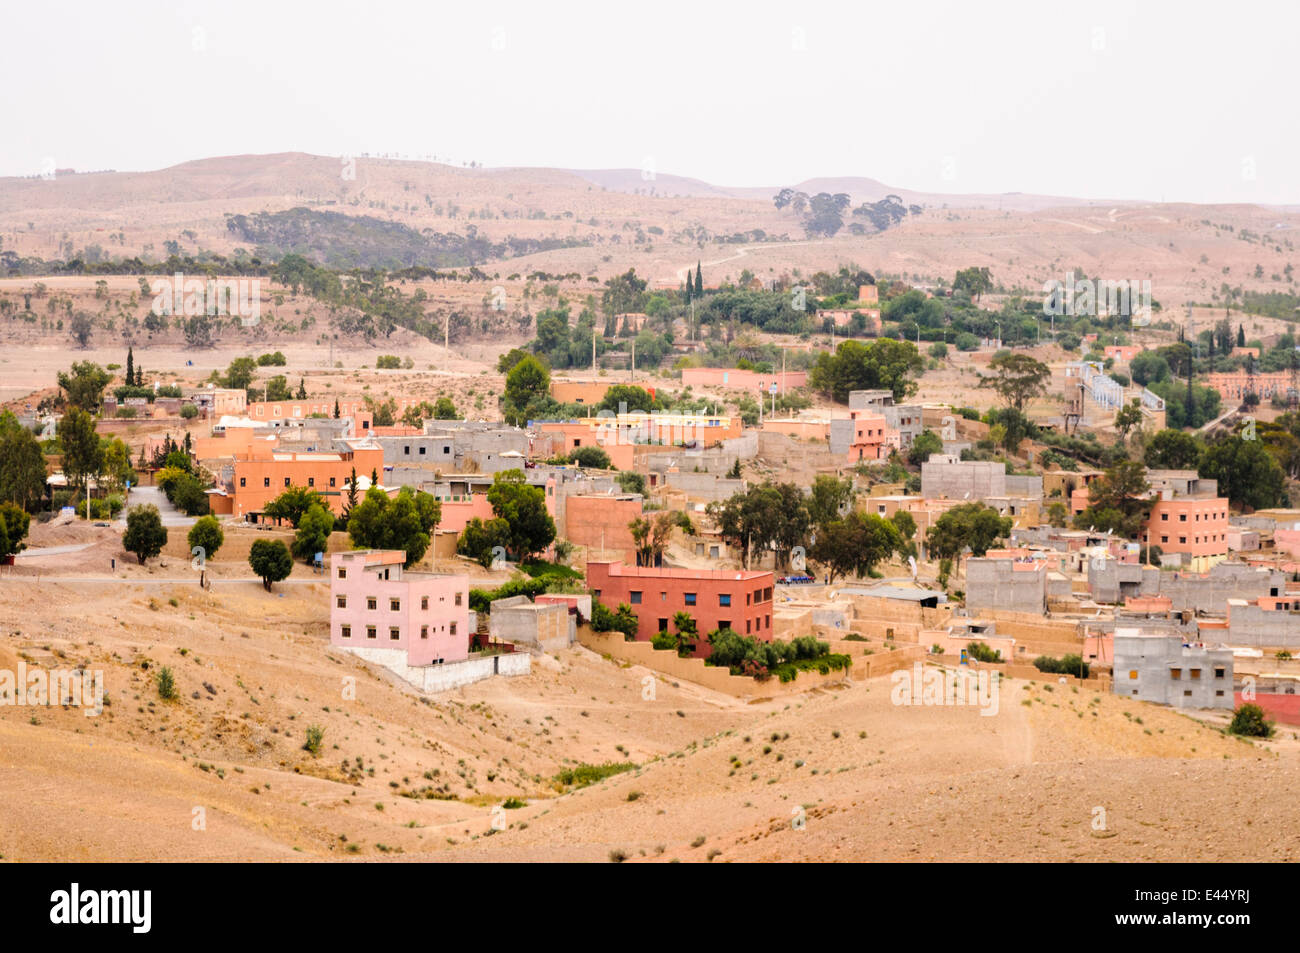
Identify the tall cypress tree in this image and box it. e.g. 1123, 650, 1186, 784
683, 277, 691, 305
125, 347, 134, 387
694, 262, 703, 298
1186, 351, 1195, 426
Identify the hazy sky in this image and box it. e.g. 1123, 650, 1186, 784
3, 0, 1295, 204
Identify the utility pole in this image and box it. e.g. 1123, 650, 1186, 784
592, 328, 596, 370
630, 337, 635, 382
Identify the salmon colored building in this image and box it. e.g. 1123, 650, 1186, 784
1141, 497, 1230, 571
586, 561, 775, 656
550, 379, 626, 406
215, 444, 386, 518
329, 550, 469, 665
843, 410, 892, 463
564, 495, 643, 562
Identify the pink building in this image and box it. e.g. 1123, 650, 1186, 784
586, 561, 775, 656
844, 410, 892, 462
329, 550, 470, 665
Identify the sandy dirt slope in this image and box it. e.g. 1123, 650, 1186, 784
2, 565, 1293, 862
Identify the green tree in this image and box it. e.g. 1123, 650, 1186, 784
457, 516, 512, 567
0, 413, 47, 510
264, 375, 291, 402
1144, 429, 1203, 470
1114, 399, 1144, 439
926, 503, 1013, 563
615, 471, 647, 495
890, 509, 917, 542
1129, 351, 1170, 387
907, 429, 944, 466
806, 474, 854, 529
57, 361, 112, 410
486, 470, 556, 561
223, 356, 258, 392
263, 486, 327, 527
671, 611, 698, 657
1073, 460, 1151, 537
979, 352, 1051, 411
187, 515, 224, 562
811, 511, 902, 583
952, 266, 993, 303
0, 501, 32, 559
1229, 702, 1273, 737
293, 503, 334, 561
433, 396, 457, 419
502, 355, 551, 426
569, 446, 613, 469
1199, 436, 1288, 511
58, 408, 103, 495
347, 486, 442, 567
248, 538, 293, 590
123, 504, 167, 564
808, 338, 923, 403
694, 262, 703, 298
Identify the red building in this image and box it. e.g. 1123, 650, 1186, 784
586, 561, 775, 655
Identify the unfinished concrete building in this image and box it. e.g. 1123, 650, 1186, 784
964, 557, 1048, 614
1112, 632, 1233, 709
921, 456, 1044, 502
1088, 560, 1286, 612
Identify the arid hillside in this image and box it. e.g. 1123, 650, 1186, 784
2, 153, 1298, 306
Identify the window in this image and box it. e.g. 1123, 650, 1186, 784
284, 477, 291, 487
367, 597, 377, 611
746, 620, 752, 634
239, 477, 246, 487
1170, 668, 1182, 679
658, 618, 669, 632
449, 622, 457, 636
336, 596, 347, 609
1129, 670, 1139, 680
1216, 690, 1225, 697
421, 596, 429, 611
1190, 668, 1201, 679
719, 593, 731, 607
1161, 512, 1168, 521
390, 627, 401, 641
338, 568, 347, 579
403, 446, 410, 456
263, 477, 271, 488
661, 591, 667, 602
763, 587, 772, 602
1183, 690, 1192, 697
746, 593, 751, 606
1215, 667, 1226, 678
390, 598, 401, 612
420, 625, 428, 640
630, 591, 642, 604
454, 592, 463, 606
341, 625, 351, 639
718, 620, 731, 632
329, 477, 336, 487
308, 477, 315, 487
684, 593, 697, 606
366, 626, 376, 640
419, 447, 426, 455
1179, 513, 1186, 522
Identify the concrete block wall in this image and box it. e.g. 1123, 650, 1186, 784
965, 559, 1047, 614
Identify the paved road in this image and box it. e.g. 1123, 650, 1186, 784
15, 543, 95, 558
123, 485, 196, 528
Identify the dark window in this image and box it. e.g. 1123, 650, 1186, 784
421, 596, 429, 610
390, 627, 400, 641
420, 625, 428, 639
630, 591, 642, 604
336, 596, 346, 608
341, 625, 351, 639
366, 626, 376, 640
263, 477, 270, 487
329, 477, 336, 487
658, 618, 669, 632
719, 593, 731, 607
367, 597, 377, 611
308, 477, 314, 487
390, 598, 401, 611
684, 592, 697, 606
239, 477, 246, 487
